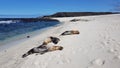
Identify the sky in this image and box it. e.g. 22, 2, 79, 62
0, 0, 120, 15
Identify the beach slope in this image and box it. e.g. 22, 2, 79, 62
0, 14, 120, 68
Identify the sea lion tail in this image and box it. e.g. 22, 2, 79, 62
22, 54, 27, 58
22, 49, 33, 58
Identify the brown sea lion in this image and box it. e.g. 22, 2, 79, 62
22, 36, 61, 58
22, 45, 63, 58
60, 30, 80, 36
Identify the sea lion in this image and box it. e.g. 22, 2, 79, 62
22, 36, 61, 58
60, 30, 80, 36
70, 19, 81, 22
22, 45, 63, 58
22, 45, 48, 58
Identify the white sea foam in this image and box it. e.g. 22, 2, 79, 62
0, 20, 18, 24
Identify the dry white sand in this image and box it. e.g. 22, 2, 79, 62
0, 14, 120, 68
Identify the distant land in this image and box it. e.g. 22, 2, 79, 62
0, 12, 119, 22
42, 12, 118, 17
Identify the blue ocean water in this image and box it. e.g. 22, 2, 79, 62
0, 21, 59, 41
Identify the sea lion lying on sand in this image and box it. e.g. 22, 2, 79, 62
60, 30, 80, 36
22, 36, 61, 58
22, 45, 63, 58
70, 19, 81, 22
70, 19, 89, 22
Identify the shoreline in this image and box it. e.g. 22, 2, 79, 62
0, 20, 65, 68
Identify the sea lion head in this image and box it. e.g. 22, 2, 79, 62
72, 30, 80, 34
50, 36, 60, 44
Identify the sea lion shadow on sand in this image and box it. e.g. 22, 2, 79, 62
22, 36, 63, 58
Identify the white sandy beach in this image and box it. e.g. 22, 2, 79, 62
0, 14, 120, 68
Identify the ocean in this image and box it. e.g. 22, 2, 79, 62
0, 21, 59, 46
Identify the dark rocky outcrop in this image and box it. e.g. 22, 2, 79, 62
42, 12, 116, 18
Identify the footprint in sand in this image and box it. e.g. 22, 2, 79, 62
109, 49, 117, 53
108, 48, 118, 55
100, 39, 111, 49
87, 59, 105, 68
91, 59, 105, 66
116, 55, 120, 59
113, 55, 120, 60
